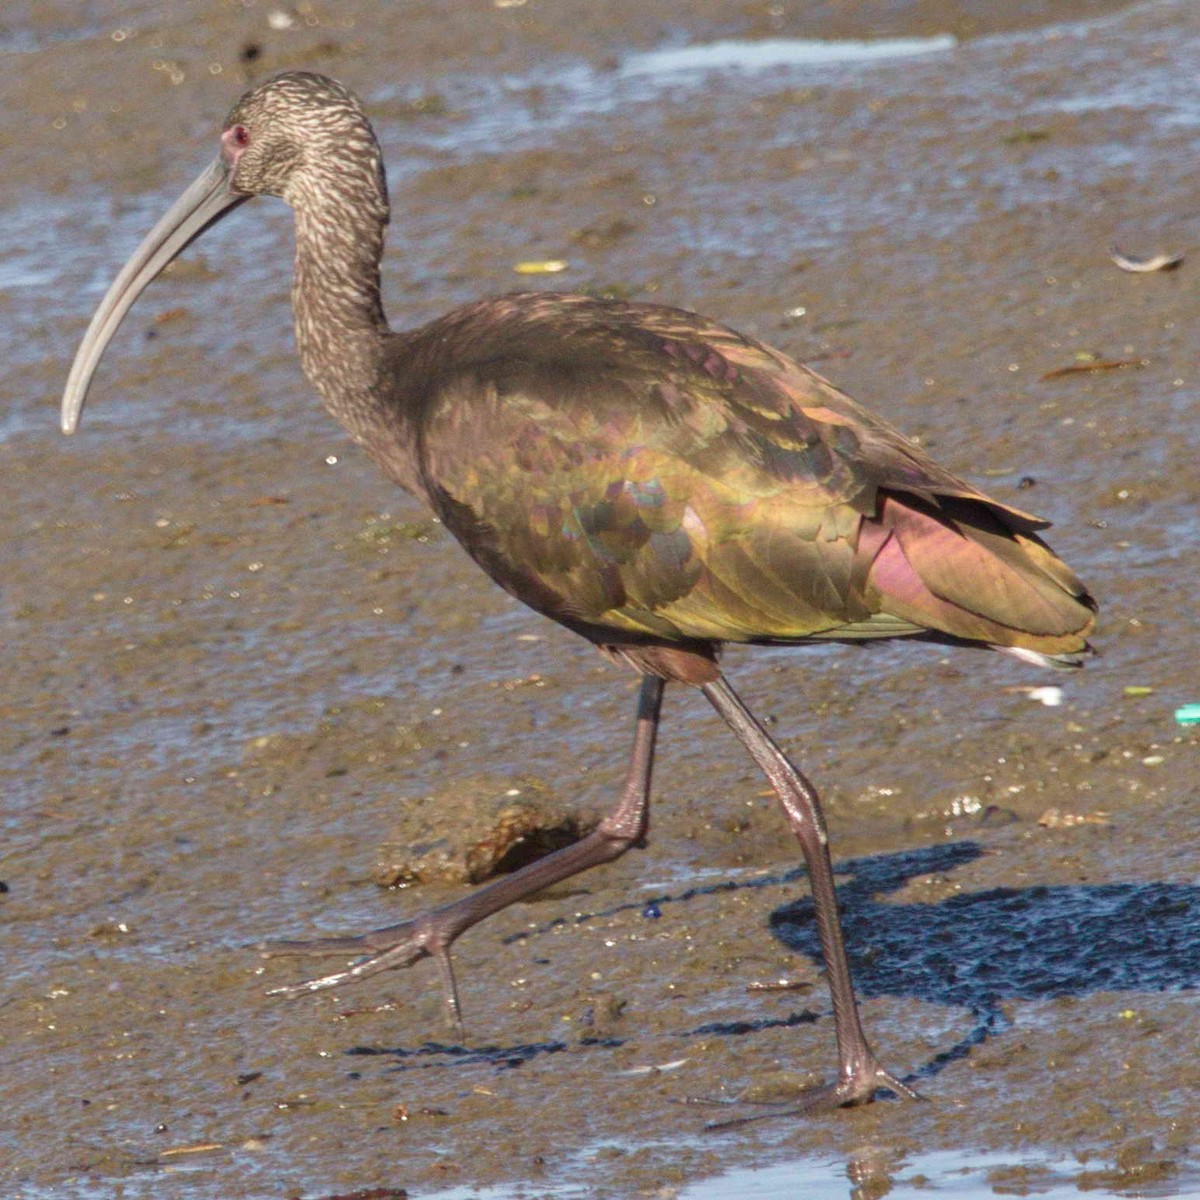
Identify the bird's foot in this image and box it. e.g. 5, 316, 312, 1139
691, 1063, 923, 1130
259, 914, 464, 1028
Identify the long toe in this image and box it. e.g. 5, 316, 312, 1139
258, 933, 378, 958
702, 1063, 923, 1130
259, 917, 424, 959
265, 938, 432, 998
258, 914, 464, 1025
870, 1066, 923, 1104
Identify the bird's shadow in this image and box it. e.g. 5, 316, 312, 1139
770, 839, 1200, 1080
345, 839, 1200, 1079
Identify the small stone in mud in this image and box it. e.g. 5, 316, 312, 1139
578, 991, 627, 1038
374, 775, 594, 887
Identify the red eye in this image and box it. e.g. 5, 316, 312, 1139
231, 124, 250, 148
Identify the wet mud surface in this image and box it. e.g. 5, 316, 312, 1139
3, 1, 1199, 1197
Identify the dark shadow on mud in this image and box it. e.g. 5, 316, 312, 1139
769, 840, 1200, 1080
345, 1036, 623, 1073
345, 840, 1200, 1078
345, 1010, 819, 1075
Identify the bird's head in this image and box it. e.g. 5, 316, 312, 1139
222, 72, 388, 221
60, 72, 386, 435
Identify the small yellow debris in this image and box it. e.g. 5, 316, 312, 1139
513, 259, 569, 275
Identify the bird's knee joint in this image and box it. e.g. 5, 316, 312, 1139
595, 821, 642, 856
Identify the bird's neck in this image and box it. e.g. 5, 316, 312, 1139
290, 202, 392, 449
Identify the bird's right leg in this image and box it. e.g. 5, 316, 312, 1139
261, 674, 665, 1029
701, 673, 920, 1117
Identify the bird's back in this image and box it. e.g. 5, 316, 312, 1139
380, 293, 1095, 665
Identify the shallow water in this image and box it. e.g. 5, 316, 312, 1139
423, 1147, 1199, 1199
3, 0, 1199, 1197
620, 34, 959, 76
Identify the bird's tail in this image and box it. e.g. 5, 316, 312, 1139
857, 491, 1096, 660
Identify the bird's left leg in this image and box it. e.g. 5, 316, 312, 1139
261, 674, 665, 1029
701, 673, 920, 1118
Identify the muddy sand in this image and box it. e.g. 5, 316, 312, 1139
3, 1, 1199, 1197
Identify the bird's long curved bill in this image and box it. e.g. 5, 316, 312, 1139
61, 157, 250, 434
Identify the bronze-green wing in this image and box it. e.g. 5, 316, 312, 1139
409, 295, 1094, 658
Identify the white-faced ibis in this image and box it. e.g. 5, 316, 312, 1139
62, 72, 1095, 1114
